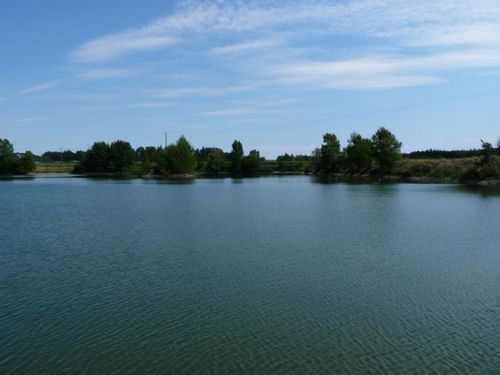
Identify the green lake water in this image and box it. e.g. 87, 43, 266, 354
1, 176, 499, 373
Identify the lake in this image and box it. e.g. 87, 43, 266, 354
1, 176, 499, 373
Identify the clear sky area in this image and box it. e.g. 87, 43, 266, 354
1, 0, 499, 157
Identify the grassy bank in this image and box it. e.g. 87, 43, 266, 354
393, 156, 500, 180
34, 163, 77, 173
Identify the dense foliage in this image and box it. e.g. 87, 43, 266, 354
11, 129, 499, 181
344, 133, 373, 173
80, 140, 135, 173
318, 133, 342, 173
312, 127, 402, 175
81, 142, 111, 173
310, 129, 499, 180
230, 140, 244, 174
0, 138, 35, 175
242, 149, 262, 176
165, 136, 197, 174
404, 149, 481, 159
205, 149, 226, 172
110, 141, 135, 172
39, 150, 85, 162
371, 127, 402, 174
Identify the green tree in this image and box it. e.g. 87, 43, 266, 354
311, 148, 322, 173
109, 140, 135, 172
82, 142, 111, 172
496, 138, 500, 156
165, 136, 197, 174
0, 138, 18, 175
344, 133, 373, 173
17, 151, 35, 174
371, 127, 402, 174
320, 133, 341, 172
206, 148, 225, 172
194, 147, 225, 171
230, 140, 244, 174
0, 139, 35, 175
135, 146, 146, 162
139, 146, 165, 174
41, 150, 84, 162
242, 149, 262, 175
480, 140, 494, 165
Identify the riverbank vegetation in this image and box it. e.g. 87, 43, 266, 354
2, 131, 499, 181
0, 138, 35, 175
34, 163, 76, 174
70, 127, 499, 181
71, 136, 266, 177
309, 129, 499, 181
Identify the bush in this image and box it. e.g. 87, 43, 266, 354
82, 142, 110, 172
0, 138, 35, 175
165, 136, 197, 174
109, 140, 135, 172
395, 157, 500, 180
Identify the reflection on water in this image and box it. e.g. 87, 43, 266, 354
1, 176, 499, 373
444, 184, 500, 197
311, 174, 400, 185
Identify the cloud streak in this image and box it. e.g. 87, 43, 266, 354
71, 34, 177, 63
69, 0, 500, 90
71, 1, 500, 59
77, 68, 136, 80
210, 39, 282, 55
17, 81, 60, 95
155, 83, 261, 98
273, 49, 500, 89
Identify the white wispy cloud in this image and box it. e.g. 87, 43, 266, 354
77, 68, 136, 80
68, 0, 500, 90
71, 33, 177, 63
71, 0, 500, 59
156, 83, 261, 98
402, 23, 500, 47
17, 81, 60, 95
197, 107, 315, 117
210, 38, 282, 55
273, 49, 500, 89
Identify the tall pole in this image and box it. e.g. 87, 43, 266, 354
163, 131, 168, 148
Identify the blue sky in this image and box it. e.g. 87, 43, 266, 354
1, 0, 499, 157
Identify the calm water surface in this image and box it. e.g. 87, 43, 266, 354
1, 176, 499, 373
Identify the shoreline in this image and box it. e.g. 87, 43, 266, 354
321, 173, 500, 186
2, 172, 499, 187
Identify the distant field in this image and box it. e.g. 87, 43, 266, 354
34, 163, 77, 173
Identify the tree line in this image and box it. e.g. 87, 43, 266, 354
74, 137, 265, 176
310, 127, 403, 174
37, 150, 85, 163
404, 149, 482, 159
0, 138, 35, 175
1, 131, 499, 178
74, 126, 482, 177
310, 129, 500, 178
